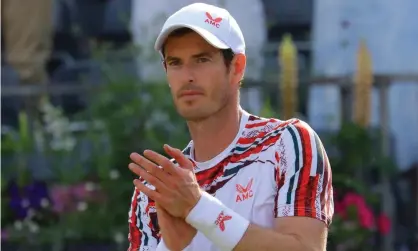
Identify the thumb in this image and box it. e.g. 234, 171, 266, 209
164, 144, 194, 171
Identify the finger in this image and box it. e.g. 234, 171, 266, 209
164, 144, 193, 171
130, 152, 172, 183
133, 179, 162, 202
129, 163, 170, 193
143, 150, 179, 175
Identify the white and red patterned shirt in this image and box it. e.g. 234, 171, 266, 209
128, 110, 334, 251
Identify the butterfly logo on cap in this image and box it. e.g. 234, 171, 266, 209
205, 12, 222, 28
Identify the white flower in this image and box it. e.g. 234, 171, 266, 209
26, 209, 36, 219
40, 100, 77, 152
40, 198, 50, 208
113, 232, 124, 243
109, 169, 120, 180
27, 221, 39, 233
21, 199, 30, 208
14, 221, 23, 230
51, 136, 76, 151
77, 202, 88, 211
84, 182, 95, 191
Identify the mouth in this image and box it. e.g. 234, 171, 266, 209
178, 90, 204, 98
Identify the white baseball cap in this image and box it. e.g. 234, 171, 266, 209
154, 3, 245, 55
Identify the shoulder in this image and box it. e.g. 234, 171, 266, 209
243, 114, 283, 137
274, 118, 325, 159
245, 115, 316, 141
250, 116, 327, 166
242, 113, 322, 145
267, 118, 321, 148
273, 118, 331, 175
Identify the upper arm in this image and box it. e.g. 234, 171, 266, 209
273, 120, 333, 248
128, 186, 161, 250
274, 217, 328, 251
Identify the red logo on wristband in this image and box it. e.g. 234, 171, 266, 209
215, 211, 232, 231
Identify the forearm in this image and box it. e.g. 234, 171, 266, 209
157, 225, 306, 251
233, 224, 309, 251
185, 192, 309, 251
156, 237, 194, 251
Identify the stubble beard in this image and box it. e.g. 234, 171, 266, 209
176, 91, 231, 123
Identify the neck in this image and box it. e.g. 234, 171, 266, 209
187, 103, 242, 162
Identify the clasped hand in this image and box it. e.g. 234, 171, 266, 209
128, 144, 202, 219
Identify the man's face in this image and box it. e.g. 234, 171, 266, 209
163, 31, 238, 121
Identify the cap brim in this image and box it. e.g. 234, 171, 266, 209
154, 24, 230, 52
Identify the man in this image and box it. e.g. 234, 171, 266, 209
128, 3, 333, 251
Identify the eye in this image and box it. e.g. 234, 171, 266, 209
197, 57, 210, 63
167, 60, 181, 66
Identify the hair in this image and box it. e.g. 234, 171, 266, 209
161, 28, 243, 86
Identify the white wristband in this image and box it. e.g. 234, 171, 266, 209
185, 192, 250, 251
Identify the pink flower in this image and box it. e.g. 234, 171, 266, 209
337, 192, 377, 230
50, 182, 106, 214
50, 185, 71, 213
358, 205, 374, 230
377, 214, 391, 235
1, 229, 9, 240
342, 192, 367, 208
70, 183, 90, 200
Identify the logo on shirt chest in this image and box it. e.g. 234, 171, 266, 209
235, 178, 254, 202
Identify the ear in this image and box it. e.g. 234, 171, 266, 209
162, 61, 172, 87
162, 61, 167, 72
230, 53, 246, 87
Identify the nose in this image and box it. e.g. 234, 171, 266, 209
182, 63, 196, 83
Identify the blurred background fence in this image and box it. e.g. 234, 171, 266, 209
1, 0, 418, 250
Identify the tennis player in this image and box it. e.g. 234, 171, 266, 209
128, 3, 333, 251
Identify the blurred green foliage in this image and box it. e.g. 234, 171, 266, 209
327, 123, 396, 251
1, 60, 189, 249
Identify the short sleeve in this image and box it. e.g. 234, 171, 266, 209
273, 120, 334, 227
